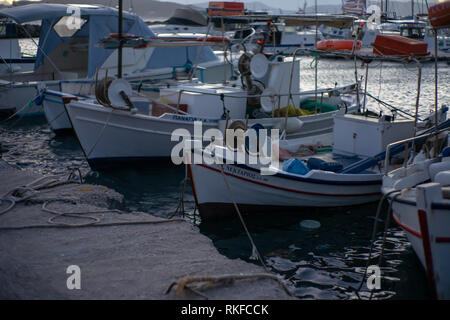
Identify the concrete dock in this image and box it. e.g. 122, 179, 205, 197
0, 160, 293, 299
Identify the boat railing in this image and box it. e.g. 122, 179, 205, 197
229, 27, 256, 52
158, 83, 357, 101
384, 127, 448, 175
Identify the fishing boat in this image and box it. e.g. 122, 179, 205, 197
372, 34, 428, 56
0, 4, 228, 117
41, 32, 233, 133
188, 109, 449, 220
62, 49, 360, 169
242, 22, 324, 55
217, 13, 356, 55
381, 131, 450, 299
428, 1, 450, 28
380, 2, 450, 300
149, 7, 220, 37
0, 22, 36, 75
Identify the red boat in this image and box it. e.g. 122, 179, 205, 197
207, 1, 245, 17
428, 1, 450, 28
372, 34, 428, 56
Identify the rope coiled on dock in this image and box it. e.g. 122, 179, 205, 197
0, 169, 184, 229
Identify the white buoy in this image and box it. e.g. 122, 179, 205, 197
300, 219, 321, 230
260, 87, 277, 112
107, 78, 133, 107
250, 53, 269, 79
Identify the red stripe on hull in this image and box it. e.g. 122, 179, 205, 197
392, 213, 422, 238
418, 209, 437, 299
436, 237, 450, 243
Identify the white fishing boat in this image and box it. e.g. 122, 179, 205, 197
0, 4, 228, 117
149, 7, 222, 37
216, 13, 356, 55
234, 22, 324, 55
63, 49, 362, 169
380, 2, 450, 300
382, 131, 450, 299
188, 109, 450, 220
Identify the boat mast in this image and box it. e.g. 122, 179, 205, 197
314, 0, 318, 113
118, 0, 123, 78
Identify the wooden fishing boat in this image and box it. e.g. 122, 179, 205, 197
372, 34, 428, 56
188, 112, 450, 220
382, 132, 450, 299
428, 1, 450, 28
63, 53, 360, 169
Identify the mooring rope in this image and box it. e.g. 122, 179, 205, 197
0, 169, 185, 229
86, 108, 114, 158
0, 173, 79, 216
219, 164, 268, 271
166, 273, 294, 299
0, 92, 42, 124
170, 163, 189, 219
355, 190, 401, 300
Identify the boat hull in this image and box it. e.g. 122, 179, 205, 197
0, 59, 35, 75
0, 61, 229, 118
65, 100, 219, 170
42, 90, 73, 131
189, 162, 381, 220
0, 81, 61, 116
391, 193, 450, 299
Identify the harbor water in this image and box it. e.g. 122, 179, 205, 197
1, 48, 449, 299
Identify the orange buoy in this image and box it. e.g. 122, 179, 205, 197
316, 39, 361, 51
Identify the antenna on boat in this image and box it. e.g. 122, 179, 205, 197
118, 0, 123, 79
433, 27, 438, 156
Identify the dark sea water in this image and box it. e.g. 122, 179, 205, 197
1, 57, 448, 300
